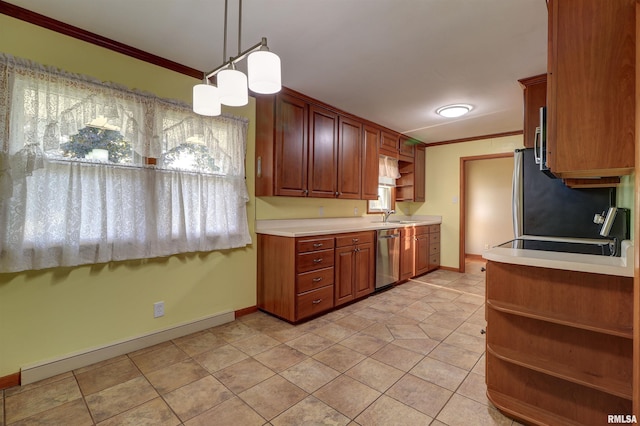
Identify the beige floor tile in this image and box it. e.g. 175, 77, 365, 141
428, 342, 483, 370
313, 375, 381, 419
354, 306, 394, 322
354, 394, 433, 426
391, 337, 439, 356
253, 344, 308, 372
387, 324, 428, 339
418, 322, 456, 341
339, 332, 388, 356
263, 324, 310, 343
370, 343, 424, 372
96, 397, 180, 426
436, 393, 513, 426
5, 376, 82, 424
394, 306, 434, 322
73, 355, 129, 376
230, 332, 280, 356
4, 372, 74, 397
384, 314, 421, 325
75, 357, 141, 395
410, 357, 468, 392
145, 358, 209, 394
472, 353, 486, 376
9, 398, 92, 426
334, 313, 375, 331
442, 330, 486, 354
271, 395, 350, 426
172, 330, 226, 357
130, 343, 189, 375
345, 358, 404, 392
193, 344, 249, 373
184, 396, 265, 426
386, 373, 452, 417
85, 376, 158, 423
127, 341, 174, 358
211, 320, 260, 343
238, 375, 307, 420
359, 323, 395, 342
456, 321, 486, 337
457, 371, 489, 405
312, 323, 357, 343
280, 358, 340, 393
163, 375, 233, 422
285, 333, 336, 356
313, 344, 366, 373
213, 358, 275, 393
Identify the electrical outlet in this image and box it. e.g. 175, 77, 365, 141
354, 207, 358, 216
319, 206, 324, 217
153, 301, 165, 318
484, 243, 490, 250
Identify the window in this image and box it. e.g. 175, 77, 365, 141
0, 54, 251, 273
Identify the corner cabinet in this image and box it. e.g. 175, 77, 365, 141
485, 261, 633, 425
546, 0, 635, 179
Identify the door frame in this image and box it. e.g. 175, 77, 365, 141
458, 152, 514, 273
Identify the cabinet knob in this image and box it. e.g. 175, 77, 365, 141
303, 189, 309, 195
335, 191, 340, 196
312, 299, 323, 305
313, 258, 323, 264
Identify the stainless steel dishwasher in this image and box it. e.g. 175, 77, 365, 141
375, 228, 400, 290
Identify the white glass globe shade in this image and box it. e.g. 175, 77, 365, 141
436, 104, 472, 118
218, 69, 248, 106
248, 51, 282, 94
192, 84, 221, 116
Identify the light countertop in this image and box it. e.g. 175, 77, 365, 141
482, 239, 634, 277
255, 215, 442, 237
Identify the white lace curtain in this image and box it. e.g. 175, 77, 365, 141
0, 54, 251, 273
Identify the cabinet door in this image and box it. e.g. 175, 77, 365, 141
399, 229, 414, 281
354, 242, 375, 299
275, 93, 309, 197
308, 105, 339, 197
547, 0, 634, 178
398, 135, 415, 162
362, 125, 380, 200
380, 130, 399, 158
414, 146, 425, 202
414, 234, 429, 276
335, 246, 355, 306
337, 117, 362, 199
518, 74, 547, 149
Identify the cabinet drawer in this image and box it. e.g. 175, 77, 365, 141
429, 253, 440, 267
297, 285, 334, 320
430, 232, 440, 244
428, 224, 440, 233
414, 225, 429, 235
297, 237, 335, 253
429, 243, 439, 255
297, 249, 335, 273
335, 232, 374, 247
297, 267, 334, 294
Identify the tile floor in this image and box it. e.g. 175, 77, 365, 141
1, 260, 524, 425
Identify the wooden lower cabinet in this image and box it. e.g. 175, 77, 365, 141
428, 224, 440, 271
399, 224, 440, 281
335, 232, 375, 307
485, 261, 633, 425
258, 231, 375, 322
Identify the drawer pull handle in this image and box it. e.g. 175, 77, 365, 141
313, 243, 323, 248
312, 299, 323, 305
352, 238, 359, 243
313, 258, 323, 263
312, 277, 323, 282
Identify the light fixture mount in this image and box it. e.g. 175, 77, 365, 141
436, 104, 473, 118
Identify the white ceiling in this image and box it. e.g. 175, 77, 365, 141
5, 0, 548, 144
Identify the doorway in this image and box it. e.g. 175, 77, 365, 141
459, 153, 514, 272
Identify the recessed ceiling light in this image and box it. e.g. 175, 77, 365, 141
436, 104, 473, 118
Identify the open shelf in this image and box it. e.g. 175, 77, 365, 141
487, 390, 585, 426
487, 344, 632, 399
487, 299, 633, 338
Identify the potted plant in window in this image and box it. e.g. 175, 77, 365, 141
60, 126, 131, 163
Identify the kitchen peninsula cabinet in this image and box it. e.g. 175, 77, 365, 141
334, 231, 375, 306
485, 260, 633, 425
546, 0, 635, 179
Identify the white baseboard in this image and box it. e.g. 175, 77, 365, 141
20, 310, 235, 385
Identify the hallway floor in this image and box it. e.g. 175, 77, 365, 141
1, 260, 523, 425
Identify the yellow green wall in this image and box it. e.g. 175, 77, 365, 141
0, 15, 257, 377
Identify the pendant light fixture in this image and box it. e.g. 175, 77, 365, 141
192, 0, 282, 115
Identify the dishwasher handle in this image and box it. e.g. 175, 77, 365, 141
379, 234, 399, 239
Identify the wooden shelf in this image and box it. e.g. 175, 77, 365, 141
487, 344, 632, 400
487, 390, 585, 426
487, 299, 633, 339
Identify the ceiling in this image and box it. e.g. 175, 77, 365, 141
4, 0, 548, 144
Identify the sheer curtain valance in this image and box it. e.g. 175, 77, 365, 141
0, 54, 251, 273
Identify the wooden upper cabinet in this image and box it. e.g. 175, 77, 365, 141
398, 135, 415, 162
380, 130, 399, 158
414, 146, 425, 202
275, 93, 309, 197
518, 74, 546, 149
337, 116, 362, 199
547, 0, 635, 178
361, 125, 380, 200
308, 105, 339, 198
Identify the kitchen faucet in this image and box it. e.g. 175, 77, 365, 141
382, 209, 396, 223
